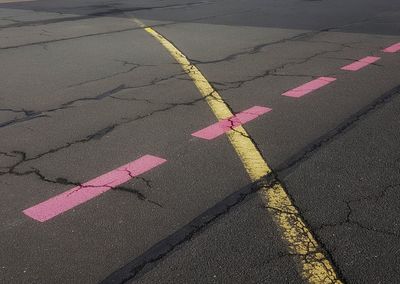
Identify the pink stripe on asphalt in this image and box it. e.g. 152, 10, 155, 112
192, 106, 272, 140
23, 155, 167, 222
341, 56, 380, 71
281, 77, 336, 98
383, 42, 400, 53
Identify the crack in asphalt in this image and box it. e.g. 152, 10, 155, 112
0, 26, 141, 50
182, 29, 386, 93
210, 41, 386, 92
66, 60, 154, 88
0, 85, 126, 128
0, 108, 38, 116
0, 71, 187, 129
315, 183, 400, 238
216, 65, 316, 92
190, 29, 331, 65
0, 151, 16, 157
0, 1, 212, 30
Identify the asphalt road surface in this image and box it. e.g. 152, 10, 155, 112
0, 0, 399, 283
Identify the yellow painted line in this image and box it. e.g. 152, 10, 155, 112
134, 18, 342, 283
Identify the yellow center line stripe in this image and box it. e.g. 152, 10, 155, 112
134, 18, 342, 283
143, 25, 270, 181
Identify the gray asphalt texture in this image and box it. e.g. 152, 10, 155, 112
0, 0, 399, 283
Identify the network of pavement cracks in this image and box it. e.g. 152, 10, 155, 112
0, 0, 400, 283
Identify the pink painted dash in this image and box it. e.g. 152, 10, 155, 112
281, 77, 336, 98
192, 106, 271, 140
383, 42, 400, 53
23, 155, 166, 222
341, 56, 380, 71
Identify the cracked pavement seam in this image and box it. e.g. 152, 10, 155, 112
210, 47, 345, 92
189, 27, 369, 67
206, 45, 385, 92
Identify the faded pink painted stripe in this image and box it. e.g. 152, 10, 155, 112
192, 106, 272, 140
281, 77, 336, 98
341, 56, 380, 71
383, 42, 400, 53
23, 155, 167, 222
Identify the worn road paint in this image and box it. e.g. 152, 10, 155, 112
282, 77, 337, 98
383, 42, 400, 53
134, 18, 342, 283
341, 56, 380, 71
23, 155, 166, 222
192, 106, 272, 140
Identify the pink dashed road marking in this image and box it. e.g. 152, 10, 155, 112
281, 77, 336, 98
192, 106, 272, 140
383, 42, 400, 53
23, 155, 167, 222
341, 56, 380, 71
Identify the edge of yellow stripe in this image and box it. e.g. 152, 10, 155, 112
135, 18, 342, 284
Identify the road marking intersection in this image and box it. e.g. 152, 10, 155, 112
192, 106, 272, 140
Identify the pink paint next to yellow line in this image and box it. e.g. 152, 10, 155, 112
192, 106, 272, 140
